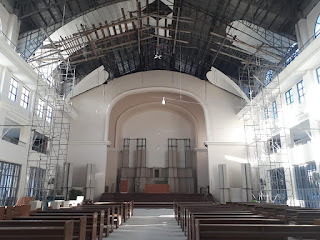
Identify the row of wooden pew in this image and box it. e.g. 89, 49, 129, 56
100, 193, 214, 203
0, 201, 133, 239
174, 201, 320, 240
230, 202, 320, 224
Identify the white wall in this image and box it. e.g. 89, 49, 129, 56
0, 3, 32, 201
122, 109, 193, 168
307, 1, 320, 39
0, 3, 20, 45
68, 70, 246, 201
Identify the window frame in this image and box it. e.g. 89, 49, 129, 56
46, 105, 53, 123
27, 167, 46, 200
285, 88, 294, 105
36, 99, 45, 118
315, 14, 320, 38
265, 70, 273, 85
264, 107, 269, 119
272, 101, 278, 119
20, 87, 30, 109
294, 161, 320, 208
8, 78, 18, 102
297, 80, 305, 104
0, 161, 21, 206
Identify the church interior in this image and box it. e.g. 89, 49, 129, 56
1, 0, 320, 239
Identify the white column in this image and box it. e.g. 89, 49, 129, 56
296, 19, 310, 48
206, 141, 247, 203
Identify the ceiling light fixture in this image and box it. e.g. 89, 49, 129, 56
162, 97, 166, 105
154, 53, 162, 59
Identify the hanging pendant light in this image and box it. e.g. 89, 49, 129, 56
162, 97, 166, 105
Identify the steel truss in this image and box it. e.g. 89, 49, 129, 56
25, 62, 74, 201
240, 61, 294, 204
27, 1, 192, 67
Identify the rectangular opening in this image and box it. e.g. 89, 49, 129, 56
32, 131, 49, 154
267, 134, 281, 154
2, 118, 21, 145
154, 169, 160, 178
290, 120, 311, 146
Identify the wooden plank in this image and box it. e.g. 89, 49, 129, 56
0, 218, 86, 240
0, 220, 74, 240
0, 207, 5, 220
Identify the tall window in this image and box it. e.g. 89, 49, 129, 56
37, 99, 45, 118
0, 161, 21, 206
265, 70, 273, 85
297, 80, 305, 103
269, 167, 287, 204
8, 78, 18, 102
294, 162, 320, 208
285, 88, 294, 105
272, 101, 278, 119
46, 105, 53, 123
27, 167, 46, 200
317, 67, 320, 84
264, 107, 269, 119
315, 14, 320, 38
20, 87, 30, 109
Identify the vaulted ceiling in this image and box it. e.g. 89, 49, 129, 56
11, 0, 317, 83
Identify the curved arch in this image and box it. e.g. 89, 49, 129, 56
104, 87, 211, 144
315, 14, 320, 38
114, 102, 200, 149
206, 67, 250, 102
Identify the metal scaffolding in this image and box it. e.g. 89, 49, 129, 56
25, 60, 75, 201
240, 61, 294, 204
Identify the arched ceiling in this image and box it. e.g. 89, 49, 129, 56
12, 0, 317, 85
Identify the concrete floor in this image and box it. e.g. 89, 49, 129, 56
106, 208, 186, 240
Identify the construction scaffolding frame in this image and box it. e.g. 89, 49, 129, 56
240, 61, 295, 204
25, 59, 75, 201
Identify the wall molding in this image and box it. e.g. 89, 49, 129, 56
69, 140, 111, 146
205, 141, 246, 147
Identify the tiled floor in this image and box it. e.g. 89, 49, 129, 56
106, 208, 186, 240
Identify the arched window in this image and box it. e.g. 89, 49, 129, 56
315, 14, 320, 38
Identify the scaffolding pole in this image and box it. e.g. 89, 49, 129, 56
25, 58, 75, 201
240, 60, 294, 204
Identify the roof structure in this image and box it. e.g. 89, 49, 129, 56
9, 0, 317, 85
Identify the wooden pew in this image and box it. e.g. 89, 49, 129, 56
194, 222, 320, 240
181, 207, 253, 231
41, 208, 111, 238
14, 214, 97, 240
3, 205, 31, 220
0, 220, 74, 240
30, 212, 101, 240
189, 218, 284, 240
0, 207, 4, 220
93, 201, 133, 220
0, 218, 86, 240
73, 204, 123, 235
100, 193, 214, 203
187, 213, 265, 239
74, 204, 122, 228
297, 211, 320, 224
174, 202, 215, 223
